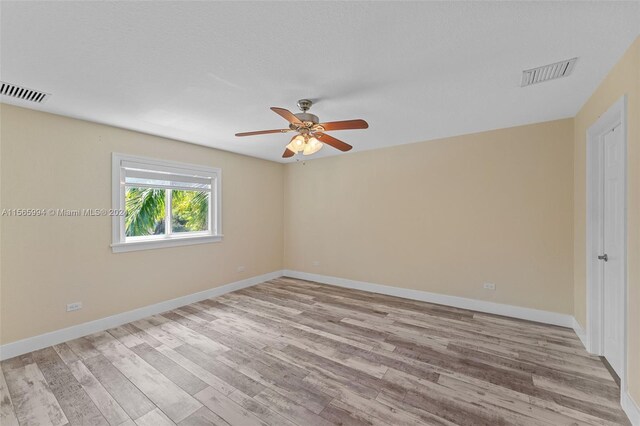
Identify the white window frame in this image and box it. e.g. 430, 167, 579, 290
111, 153, 222, 253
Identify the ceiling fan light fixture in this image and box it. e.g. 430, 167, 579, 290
286, 134, 306, 153
303, 136, 323, 155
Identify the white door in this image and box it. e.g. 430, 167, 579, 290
601, 123, 625, 376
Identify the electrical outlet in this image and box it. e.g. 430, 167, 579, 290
483, 283, 496, 290
66, 302, 82, 312
312, 260, 320, 267
236, 265, 246, 273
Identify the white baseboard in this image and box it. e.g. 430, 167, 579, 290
572, 317, 589, 350
0, 270, 284, 361
623, 391, 640, 426
283, 270, 574, 328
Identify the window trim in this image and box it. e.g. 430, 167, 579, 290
111, 153, 222, 253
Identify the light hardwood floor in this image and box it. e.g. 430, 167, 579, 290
0, 277, 630, 426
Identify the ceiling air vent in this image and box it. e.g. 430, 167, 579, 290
521, 57, 578, 87
0, 81, 51, 103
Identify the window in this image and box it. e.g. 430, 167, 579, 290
112, 153, 221, 253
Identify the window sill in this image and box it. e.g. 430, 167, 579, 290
111, 234, 223, 253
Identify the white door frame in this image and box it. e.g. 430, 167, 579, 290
585, 95, 628, 396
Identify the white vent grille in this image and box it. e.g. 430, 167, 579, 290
0, 81, 51, 103
521, 57, 578, 87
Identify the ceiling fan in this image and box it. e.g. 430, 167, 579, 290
235, 99, 368, 158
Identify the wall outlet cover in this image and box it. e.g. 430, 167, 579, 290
66, 302, 83, 312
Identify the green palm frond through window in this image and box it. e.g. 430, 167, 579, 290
125, 187, 209, 237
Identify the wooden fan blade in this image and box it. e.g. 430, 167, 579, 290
315, 133, 353, 152
282, 148, 295, 158
271, 107, 302, 124
235, 129, 290, 137
319, 119, 368, 131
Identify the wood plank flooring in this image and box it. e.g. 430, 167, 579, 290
1, 277, 630, 425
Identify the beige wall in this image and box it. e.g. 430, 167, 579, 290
284, 119, 575, 314
573, 36, 640, 405
0, 104, 284, 344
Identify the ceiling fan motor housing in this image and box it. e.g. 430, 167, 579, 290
292, 99, 319, 129
293, 112, 319, 124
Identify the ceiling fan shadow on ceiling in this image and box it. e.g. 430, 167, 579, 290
235, 99, 368, 158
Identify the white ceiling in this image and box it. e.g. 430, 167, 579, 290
1, 2, 639, 163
